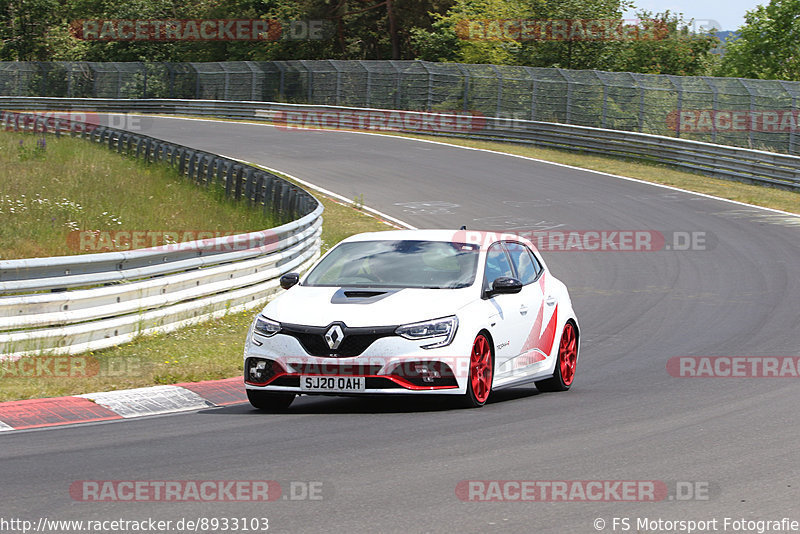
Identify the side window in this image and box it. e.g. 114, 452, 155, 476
483, 243, 514, 288
506, 242, 542, 285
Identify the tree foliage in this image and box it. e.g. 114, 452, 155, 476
0, 0, 718, 76
716, 0, 800, 79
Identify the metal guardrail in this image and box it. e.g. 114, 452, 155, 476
1, 97, 797, 191
0, 111, 323, 359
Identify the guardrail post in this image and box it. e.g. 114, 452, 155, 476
224, 163, 235, 197
186, 151, 197, 179
263, 176, 276, 214
216, 159, 228, 189
231, 165, 242, 199
203, 155, 214, 185
243, 168, 255, 203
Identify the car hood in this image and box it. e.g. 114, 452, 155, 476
261, 285, 475, 327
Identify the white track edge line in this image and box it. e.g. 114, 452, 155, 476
141, 114, 800, 220
215, 155, 417, 230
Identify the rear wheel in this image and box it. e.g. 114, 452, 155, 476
462, 333, 494, 408
535, 321, 578, 392
247, 389, 295, 411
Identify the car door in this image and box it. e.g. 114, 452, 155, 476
504, 241, 559, 376
481, 242, 529, 371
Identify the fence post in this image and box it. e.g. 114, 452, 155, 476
275, 62, 286, 101
242, 61, 257, 101
456, 64, 470, 112
489, 64, 503, 118
390, 60, 402, 109
638, 82, 645, 133
169, 64, 176, 99
705, 77, 719, 144
360, 61, 372, 108
778, 80, 796, 154
332, 61, 343, 106
223, 63, 230, 100
598, 71, 608, 129
740, 79, 757, 149
419, 61, 433, 111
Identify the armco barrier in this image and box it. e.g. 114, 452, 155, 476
1, 97, 798, 191
0, 111, 323, 359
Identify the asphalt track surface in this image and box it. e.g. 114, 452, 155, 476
3, 117, 800, 533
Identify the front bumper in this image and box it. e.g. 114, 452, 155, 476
243, 328, 472, 395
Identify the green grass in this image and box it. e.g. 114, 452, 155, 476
0, 130, 277, 260
0, 131, 393, 402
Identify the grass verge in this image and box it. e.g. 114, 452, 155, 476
0, 130, 276, 260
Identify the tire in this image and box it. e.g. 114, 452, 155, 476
247, 389, 295, 411
462, 333, 494, 408
535, 321, 578, 392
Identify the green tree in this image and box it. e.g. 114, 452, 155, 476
1, 0, 64, 60
609, 11, 718, 75
716, 0, 800, 79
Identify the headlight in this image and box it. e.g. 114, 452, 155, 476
395, 316, 458, 349
254, 315, 281, 337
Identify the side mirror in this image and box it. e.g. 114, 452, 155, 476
280, 272, 300, 290
488, 276, 522, 297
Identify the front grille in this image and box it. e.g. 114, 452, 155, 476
290, 363, 383, 375
279, 322, 398, 357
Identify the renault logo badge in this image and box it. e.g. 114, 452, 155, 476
325, 325, 344, 350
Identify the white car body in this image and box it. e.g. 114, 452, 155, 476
244, 229, 580, 408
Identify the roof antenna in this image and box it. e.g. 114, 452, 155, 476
459, 225, 467, 230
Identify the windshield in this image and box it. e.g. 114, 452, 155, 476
303, 240, 480, 289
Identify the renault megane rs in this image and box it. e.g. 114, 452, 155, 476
243, 229, 579, 410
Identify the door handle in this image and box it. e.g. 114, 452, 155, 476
519, 304, 529, 315
545, 296, 557, 306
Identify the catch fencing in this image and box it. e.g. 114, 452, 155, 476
3, 60, 800, 154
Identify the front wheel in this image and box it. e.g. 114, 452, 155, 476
247, 389, 295, 411
462, 333, 494, 408
534, 321, 578, 392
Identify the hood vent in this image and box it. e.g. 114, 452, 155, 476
330, 287, 401, 304
344, 290, 386, 298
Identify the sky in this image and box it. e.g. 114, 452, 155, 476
623, 0, 764, 31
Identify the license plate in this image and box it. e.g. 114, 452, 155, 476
300, 376, 366, 392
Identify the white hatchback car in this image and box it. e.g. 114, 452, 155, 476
244, 229, 579, 410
